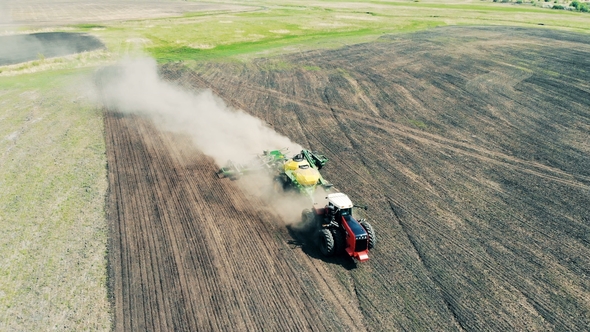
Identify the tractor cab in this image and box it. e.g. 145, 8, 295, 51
340, 208, 351, 217
327, 193, 353, 213
323, 193, 352, 222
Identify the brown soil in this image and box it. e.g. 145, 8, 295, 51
104, 114, 367, 331
105, 26, 590, 331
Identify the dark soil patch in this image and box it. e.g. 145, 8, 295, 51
104, 113, 366, 331
106, 26, 590, 331
0, 32, 104, 66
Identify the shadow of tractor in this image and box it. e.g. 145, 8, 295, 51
286, 220, 358, 271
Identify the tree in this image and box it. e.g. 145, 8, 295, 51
571, 0, 589, 12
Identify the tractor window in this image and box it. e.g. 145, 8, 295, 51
340, 208, 351, 216
299, 164, 309, 169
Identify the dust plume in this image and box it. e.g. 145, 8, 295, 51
235, 173, 330, 225
95, 57, 301, 165
95, 57, 332, 227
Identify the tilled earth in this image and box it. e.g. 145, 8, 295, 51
105, 26, 590, 331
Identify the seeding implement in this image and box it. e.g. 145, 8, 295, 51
218, 149, 333, 200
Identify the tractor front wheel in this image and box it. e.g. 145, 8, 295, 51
360, 220, 376, 250
318, 229, 335, 256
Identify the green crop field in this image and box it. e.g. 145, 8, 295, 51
81, 0, 590, 63
0, 0, 588, 330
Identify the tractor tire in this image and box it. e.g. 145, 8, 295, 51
273, 176, 285, 193
301, 209, 314, 224
360, 220, 376, 250
318, 228, 336, 256
331, 228, 345, 253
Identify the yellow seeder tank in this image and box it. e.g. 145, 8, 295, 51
284, 159, 320, 186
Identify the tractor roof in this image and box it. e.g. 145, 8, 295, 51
327, 192, 353, 209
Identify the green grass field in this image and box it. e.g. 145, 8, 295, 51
0, 0, 588, 330
86, 0, 590, 62
0, 70, 109, 330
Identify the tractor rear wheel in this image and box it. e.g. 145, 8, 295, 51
301, 209, 314, 224
273, 176, 285, 193
360, 220, 376, 250
318, 228, 335, 256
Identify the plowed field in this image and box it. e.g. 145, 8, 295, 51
105, 26, 590, 331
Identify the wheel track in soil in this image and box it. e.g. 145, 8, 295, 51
105, 111, 367, 331
389, 190, 583, 331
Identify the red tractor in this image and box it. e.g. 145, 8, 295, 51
302, 193, 376, 262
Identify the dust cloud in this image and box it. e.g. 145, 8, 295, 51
235, 173, 329, 225
95, 57, 301, 166
95, 57, 331, 227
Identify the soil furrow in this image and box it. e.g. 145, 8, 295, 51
107, 26, 590, 331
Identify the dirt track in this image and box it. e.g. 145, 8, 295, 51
106, 26, 590, 331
